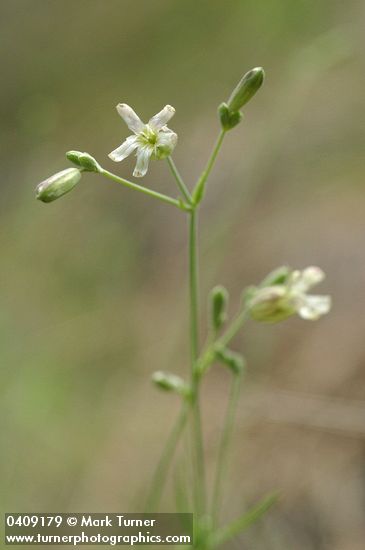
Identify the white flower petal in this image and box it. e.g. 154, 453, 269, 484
148, 105, 175, 131
302, 266, 325, 285
293, 266, 325, 293
108, 135, 139, 162
298, 294, 331, 320
116, 104, 144, 133
133, 147, 152, 178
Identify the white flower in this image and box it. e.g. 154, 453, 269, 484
249, 266, 331, 323
288, 267, 331, 320
108, 104, 177, 177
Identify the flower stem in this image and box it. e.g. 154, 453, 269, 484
144, 309, 249, 515
192, 130, 226, 204
197, 308, 249, 378
189, 211, 199, 367
167, 156, 193, 204
145, 403, 189, 512
100, 168, 184, 209
189, 208, 206, 519
211, 370, 243, 527
211, 493, 279, 547
218, 308, 248, 348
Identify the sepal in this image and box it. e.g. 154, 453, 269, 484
66, 151, 101, 172
218, 103, 243, 131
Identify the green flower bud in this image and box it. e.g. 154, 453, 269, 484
210, 285, 229, 332
66, 150, 101, 172
36, 167, 81, 203
215, 346, 246, 374
218, 103, 243, 131
152, 371, 190, 397
227, 67, 265, 113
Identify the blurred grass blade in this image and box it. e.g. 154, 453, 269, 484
174, 466, 191, 516
211, 492, 279, 547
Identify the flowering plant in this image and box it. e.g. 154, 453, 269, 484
35, 67, 331, 548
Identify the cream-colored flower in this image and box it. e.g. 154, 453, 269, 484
109, 104, 177, 177
249, 266, 331, 323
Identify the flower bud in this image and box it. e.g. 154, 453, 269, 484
215, 346, 246, 374
152, 371, 190, 397
209, 285, 229, 332
227, 67, 265, 113
36, 167, 81, 203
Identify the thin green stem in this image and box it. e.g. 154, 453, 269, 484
189, 210, 199, 366
167, 156, 192, 204
218, 308, 248, 349
192, 130, 226, 204
211, 370, 243, 527
145, 403, 189, 512
100, 168, 184, 210
143, 311, 248, 519
197, 308, 249, 378
143, 308, 249, 515
189, 209, 206, 519
211, 493, 279, 547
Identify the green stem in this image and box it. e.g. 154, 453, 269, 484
192, 130, 226, 204
211, 370, 243, 527
211, 493, 279, 547
145, 403, 189, 512
197, 308, 249, 378
189, 211, 199, 366
189, 209, 206, 518
134, 130, 229, 528
219, 308, 248, 349
100, 168, 184, 210
144, 309, 249, 515
167, 156, 193, 204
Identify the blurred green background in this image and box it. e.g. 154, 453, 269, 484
1, 1, 365, 548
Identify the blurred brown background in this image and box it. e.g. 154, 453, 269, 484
1, 1, 365, 548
